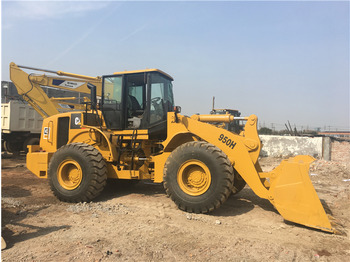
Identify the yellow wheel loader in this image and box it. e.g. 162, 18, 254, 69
9, 62, 335, 233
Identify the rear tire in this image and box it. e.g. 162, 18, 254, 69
48, 143, 107, 202
163, 141, 234, 213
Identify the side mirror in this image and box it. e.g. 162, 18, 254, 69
174, 106, 181, 113
87, 82, 97, 110
173, 106, 181, 123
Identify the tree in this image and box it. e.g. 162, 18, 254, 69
258, 127, 273, 135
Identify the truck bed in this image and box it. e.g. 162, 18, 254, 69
1, 100, 42, 133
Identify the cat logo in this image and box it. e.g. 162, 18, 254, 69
70, 113, 82, 129
75, 117, 81, 126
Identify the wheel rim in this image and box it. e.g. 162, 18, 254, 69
177, 160, 211, 196
57, 159, 83, 190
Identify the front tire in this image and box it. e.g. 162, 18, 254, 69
48, 143, 107, 202
231, 171, 246, 195
163, 141, 234, 213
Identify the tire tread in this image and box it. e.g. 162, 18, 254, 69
48, 143, 107, 202
163, 141, 234, 213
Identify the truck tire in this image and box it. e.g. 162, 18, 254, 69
23, 137, 40, 152
163, 141, 234, 213
3, 140, 22, 154
48, 143, 107, 202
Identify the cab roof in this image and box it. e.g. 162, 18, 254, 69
113, 68, 173, 81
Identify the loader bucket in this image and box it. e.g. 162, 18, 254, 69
267, 156, 334, 233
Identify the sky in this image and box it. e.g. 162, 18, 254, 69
1, 0, 349, 131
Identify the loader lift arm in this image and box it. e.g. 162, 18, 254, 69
160, 112, 335, 233
174, 114, 334, 233
9, 62, 102, 118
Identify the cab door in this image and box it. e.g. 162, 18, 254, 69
101, 75, 124, 130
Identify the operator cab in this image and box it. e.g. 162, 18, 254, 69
101, 69, 174, 139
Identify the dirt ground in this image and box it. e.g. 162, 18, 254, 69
1, 141, 350, 262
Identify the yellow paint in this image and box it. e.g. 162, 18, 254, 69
266, 156, 333, 232
152, 152, 171, 183
57, 159, 83, 190
26, 150, 53, 178
177, 160, 211, 196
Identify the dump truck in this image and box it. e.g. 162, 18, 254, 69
1, 81, 42, 153
1, 99, 42, 153
9, 62, 335, 233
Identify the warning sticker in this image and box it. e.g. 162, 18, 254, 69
43, 127, 50, 140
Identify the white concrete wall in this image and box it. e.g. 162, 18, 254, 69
259, 135, 323, 158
